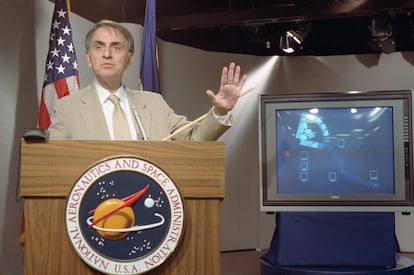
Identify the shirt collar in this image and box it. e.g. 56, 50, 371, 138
94, 80, 127, 104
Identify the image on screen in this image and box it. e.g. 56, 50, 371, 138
276, 106, 395, 195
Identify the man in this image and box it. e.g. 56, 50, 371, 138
48, 20, 247, 141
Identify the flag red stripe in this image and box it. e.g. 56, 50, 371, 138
54, 77, 72, 98
38, 95, 51, 129
38, 76, 79, 129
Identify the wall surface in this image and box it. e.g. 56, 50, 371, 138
1, 1, 36, 274
158, 45, 414, 252
2, 0, 414, 274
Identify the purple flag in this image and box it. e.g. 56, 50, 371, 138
140, 0, 160, 93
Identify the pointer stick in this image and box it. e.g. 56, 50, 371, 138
162, 114, 208, 141
162, 87, 255, 141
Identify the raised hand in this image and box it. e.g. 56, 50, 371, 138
206, 62, 248, 115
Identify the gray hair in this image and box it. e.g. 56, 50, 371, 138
85, 19, 135, 54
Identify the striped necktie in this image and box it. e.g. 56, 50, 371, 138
107, 95, 131, 140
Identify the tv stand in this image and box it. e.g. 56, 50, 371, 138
261, 255, 414, 274
260, 212, 405, 275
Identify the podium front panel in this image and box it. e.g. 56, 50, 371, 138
20, 140, 225, 275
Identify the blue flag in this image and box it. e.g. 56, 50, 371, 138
140, 0, 160, 93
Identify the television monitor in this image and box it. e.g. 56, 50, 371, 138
259, 90, 414, 212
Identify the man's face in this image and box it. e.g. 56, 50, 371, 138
86, 26, 133, 83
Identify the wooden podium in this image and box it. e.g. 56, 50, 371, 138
20, 140, 225, 275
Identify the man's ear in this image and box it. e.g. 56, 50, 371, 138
128, 54, 135, 67
85, 52, 92, 68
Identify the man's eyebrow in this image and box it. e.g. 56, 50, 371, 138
93, 41, 105, 45
92, 41, 124, 46
110, 42, 124, 47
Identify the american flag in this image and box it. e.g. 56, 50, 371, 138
38, 0, 79, 129
19, 0, 79, 250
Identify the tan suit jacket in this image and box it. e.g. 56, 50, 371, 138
48, 83, 232, 141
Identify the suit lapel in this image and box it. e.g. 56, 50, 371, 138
127, 88, 151, 139
78, 84, 111, 139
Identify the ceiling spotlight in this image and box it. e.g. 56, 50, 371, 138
368, 17, 395, 53
279, 23, 312, 54
279, 30, 303, 53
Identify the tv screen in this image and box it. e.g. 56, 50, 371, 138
259, 90, 414, 212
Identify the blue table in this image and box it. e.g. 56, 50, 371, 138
261, 255, 414, 275
261, 212, 401, 273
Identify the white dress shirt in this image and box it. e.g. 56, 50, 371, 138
95, 81, 138, 140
